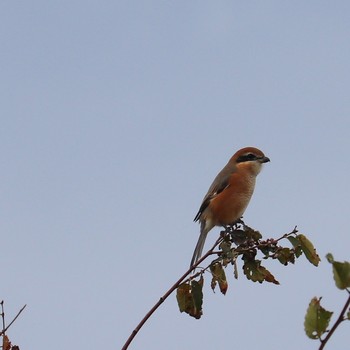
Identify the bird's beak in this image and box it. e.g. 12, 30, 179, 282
260, 156, 270, 163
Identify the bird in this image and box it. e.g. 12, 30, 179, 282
190, 147, 270, 267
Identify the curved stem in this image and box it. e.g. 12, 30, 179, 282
319, 292, 350, 350
121, 236, 223, 350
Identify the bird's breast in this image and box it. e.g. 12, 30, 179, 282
208, 175, 256, 226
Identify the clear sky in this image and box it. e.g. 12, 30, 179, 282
1, 1, 350, 349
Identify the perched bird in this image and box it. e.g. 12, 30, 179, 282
190, 147, 270, 267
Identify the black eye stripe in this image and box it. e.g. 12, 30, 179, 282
236, 153, 257, 163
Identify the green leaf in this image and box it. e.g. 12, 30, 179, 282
304, 297, 333, 339
210, 263, 228, 295
332, 261, 350, 289
326, 254, 350, 290
243, 259, 279, 285
287, 236, 302, 258
191, 277, 204, 318
176, 277, 203, 319
298, 234, 320, 266
326, 253, 334, 263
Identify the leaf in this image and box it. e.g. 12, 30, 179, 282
326, 253, 334, 263
332, 261, 350, 289
243, 259, 279, 285
230, 229, 247, 245
219, 241, 232, 254
219, 241, 233, 264
245, 227, 262, 241
176, 282, 191, 312
304, 297, 333, 339
176, 277, 203, 319
2, 335, 11, 350
276, 247, 295, 265
287, 236, 302, 257
298, 234, 320, 266
259, 240, 277, 257
326, 253, 350, 290
210, 263, 228, 295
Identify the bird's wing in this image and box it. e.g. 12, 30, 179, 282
193, 169, 232, 222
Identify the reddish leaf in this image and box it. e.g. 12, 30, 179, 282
2, 335, 11, 350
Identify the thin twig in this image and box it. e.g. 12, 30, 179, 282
319, 292, 350, 350
0, 304, 27, 337
121, 236, 223, 350
1, 301, 5, 333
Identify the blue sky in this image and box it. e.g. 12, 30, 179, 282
1, 1, 350, 349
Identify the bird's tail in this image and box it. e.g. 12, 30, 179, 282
190, 221, 210, 268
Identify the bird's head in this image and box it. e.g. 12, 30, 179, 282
233, 147, 270, 176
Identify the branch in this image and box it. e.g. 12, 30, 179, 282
0, 303, 27, 337
121, 236, 223, 350
121, 224, 301, 349
319, 290, 350, 350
